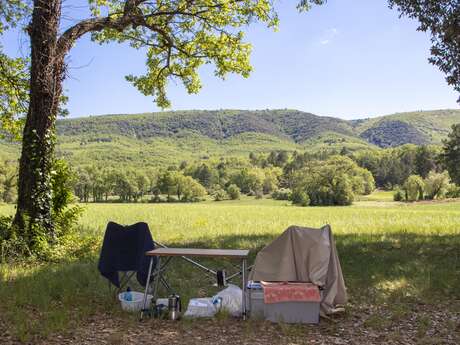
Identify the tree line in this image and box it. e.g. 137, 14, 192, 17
1, 124, 460, 207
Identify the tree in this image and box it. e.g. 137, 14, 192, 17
291, 189, 310, 207
157, 170, 176, 200
403, 175, 425, 201
0, 1, 29, 138
74, 169, 91, 203
2, 1, 280, 244
181, 176, 207, 202
424, 171, 449, 200
213, 185, 228, 201
415, 145, 439, 178
291, 156, 366, 206
440, 124, 460, 185
0, 161, 17, 203
226, 184, 241, 200
193, 164, 218, 189
389, 0, 460, 102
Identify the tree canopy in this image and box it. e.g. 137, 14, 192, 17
389, 0, 460, 101
0, 1, 29, 137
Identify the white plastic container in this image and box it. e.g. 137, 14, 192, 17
118, 291, 153, 312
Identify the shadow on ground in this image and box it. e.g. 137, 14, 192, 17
1, 230, 460, 343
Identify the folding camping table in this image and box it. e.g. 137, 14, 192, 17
141, 248, 250, 320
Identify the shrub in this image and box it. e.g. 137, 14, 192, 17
291, 156, 367, 206
226, 184, 241, 200
213, 188, 228, 201
51, 160, 84, 238
291, 189, 310, 207
446, 184, 460, 198
403, 175, 425, 201
393, 188, 404, 201
181, 176, 207, 202
332, 176, 354, 205
423, 171, 449, 200
272, 188, 292, 200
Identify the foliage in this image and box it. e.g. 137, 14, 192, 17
50, 160, 84, 236
415, 145, 440, 178
0, 0, 30, 138
446, 183, 460, 198
291, 188, 310, 206
212, 186, 228, 202
389, 0, 460, 101
47, 109, 460, 171
0, 159, 83, 260
440, 124, 460, 185
393, 188, 404, 201
291, 156, 367, 206
86, 1, 279, 108
178, 175, 207, 202
403, 175, 425, 201
226, 184, 241, 200
272, 188, 292, 201
423, 171, 450, 200
0, 160, 17, 203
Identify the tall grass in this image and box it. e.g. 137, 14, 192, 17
0, 198, 459, 341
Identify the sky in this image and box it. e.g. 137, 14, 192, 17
4, 0, 460, 119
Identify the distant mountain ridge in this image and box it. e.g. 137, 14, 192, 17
56, 108, 460, 147
1, 109, 459, 168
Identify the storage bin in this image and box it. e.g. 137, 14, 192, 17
264, 300, 320, 324
247, 284, 321, 324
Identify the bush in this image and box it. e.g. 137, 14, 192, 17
446, 184, 460, 198
393, 188, 404, 201
403, 175, 425, 201
272, 188, 292, 200
226, 184, 241, 200
423, 171, 449, 200
213, 188, 228, 201
291, 189, 310, 207
51, 160, 84, 238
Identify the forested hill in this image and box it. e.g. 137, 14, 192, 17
1, 109, 459, 168
56, 108, 460, 147
56, 109, 354, 143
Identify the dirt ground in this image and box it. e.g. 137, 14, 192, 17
2, 302, 459, 345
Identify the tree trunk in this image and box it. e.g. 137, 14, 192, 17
13, 0, 64, 238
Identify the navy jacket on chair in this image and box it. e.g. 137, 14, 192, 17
97, 221, 157, 287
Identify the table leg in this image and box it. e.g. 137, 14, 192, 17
140, 257, 154, 320
151, 256, 162, 308
242, 258, 247, 320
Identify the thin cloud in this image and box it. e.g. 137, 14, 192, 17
320, 28, 339, 45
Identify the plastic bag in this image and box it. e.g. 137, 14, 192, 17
183, 298, 217, 318
213, 284, 242, 317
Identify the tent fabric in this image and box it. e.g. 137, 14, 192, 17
249, 225, 347, 315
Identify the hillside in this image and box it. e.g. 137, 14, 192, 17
1, 109, 459, 167
353, 109, 460, 147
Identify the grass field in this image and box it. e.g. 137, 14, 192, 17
1, 196, 460, 342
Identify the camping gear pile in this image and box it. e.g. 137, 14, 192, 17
98, 222, 347, 324
248, 225, 347, 323
184, 284, 243, 318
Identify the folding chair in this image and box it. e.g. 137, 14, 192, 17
98, 222, 175, 296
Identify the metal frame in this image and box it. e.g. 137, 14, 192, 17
140, 245, 251, 320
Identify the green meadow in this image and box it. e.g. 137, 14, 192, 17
1, 193, 460, 341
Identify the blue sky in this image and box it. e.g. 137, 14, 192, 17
4, 0, 459, 119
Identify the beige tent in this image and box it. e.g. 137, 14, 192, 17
249, 225, 347, 315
